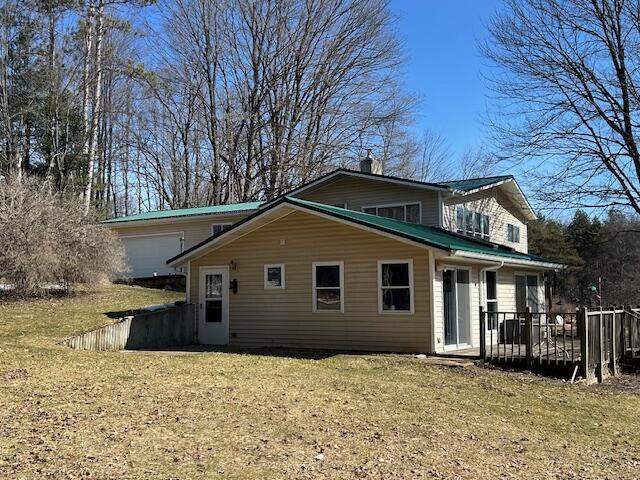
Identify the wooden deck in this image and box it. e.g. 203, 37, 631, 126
440, 340, 583, 365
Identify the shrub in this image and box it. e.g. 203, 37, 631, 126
0, 175, 126, 296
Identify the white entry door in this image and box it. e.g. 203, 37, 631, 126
198, 267, 229, 344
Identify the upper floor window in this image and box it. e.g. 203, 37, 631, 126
456, 207, 490, 240
507, 224, 520, 243
212, 223, 232, 236
362, 202, 420, 224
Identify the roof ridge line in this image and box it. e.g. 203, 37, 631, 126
437, 174, 514, 184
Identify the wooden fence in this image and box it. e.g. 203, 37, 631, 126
480, 306, 640, 383
64, 303, 195, 351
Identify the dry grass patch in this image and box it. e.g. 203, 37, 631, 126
0, 284, 638, 479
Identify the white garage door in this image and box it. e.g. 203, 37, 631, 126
121, 233, 183, 278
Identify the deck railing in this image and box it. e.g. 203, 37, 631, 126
480, 306, 640, 383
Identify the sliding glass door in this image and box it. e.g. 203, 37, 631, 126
443, 268, 471, 349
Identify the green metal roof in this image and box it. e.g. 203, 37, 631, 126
436, 175, 514, 192
103, 201, 263, 224
287, 197, 555, 264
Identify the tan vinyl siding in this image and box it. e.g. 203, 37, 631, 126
108, 213, 250, 250
296, 175, 441, 226
443, 187, 529, 253
496, 267, 518, 312
189, 210, 432, 353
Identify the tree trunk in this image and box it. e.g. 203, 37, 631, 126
84, 0, 105, 214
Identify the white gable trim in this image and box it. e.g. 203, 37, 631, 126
446, 178, 537, 221
167, 208, 296, 267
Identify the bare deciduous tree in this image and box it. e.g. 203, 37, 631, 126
142, 0, 415, 206
458, 145, 496, 180
416, 131, 451, 182
0, 0, 425, 217
484, 0, 640, 214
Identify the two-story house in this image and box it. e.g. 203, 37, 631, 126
105, 158, 563, 354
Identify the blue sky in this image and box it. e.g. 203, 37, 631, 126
389, 0, 503, 159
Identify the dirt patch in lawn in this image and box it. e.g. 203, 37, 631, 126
591, 371, 640, 394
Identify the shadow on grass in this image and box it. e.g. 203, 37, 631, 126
130, 345, 380, 361
0, 288, 89, 305
104, 309, 149, 319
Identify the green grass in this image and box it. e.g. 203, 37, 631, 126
0, 284, 638, 479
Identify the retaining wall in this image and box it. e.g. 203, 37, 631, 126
64, 303, 195, 351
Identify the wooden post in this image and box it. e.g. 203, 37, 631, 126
479, 306, 486, 361
579, 307, 589, 381
624, 305, 631, 361
610, 305, 617, 377
597, 307, 604, 383
525, 306, 533, 368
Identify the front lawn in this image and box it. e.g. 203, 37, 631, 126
0, 284, 638, 479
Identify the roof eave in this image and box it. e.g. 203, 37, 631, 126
103, 207, 261, 227
444, 178, 537, 221
167, 197, 292, 266
451, 250, 565, 270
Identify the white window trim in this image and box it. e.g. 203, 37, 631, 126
312, 261, 344, 313
361, 201, 422, 223
377, 259, 414, 314
264, 264, 285, 290
211, 223, 233, 236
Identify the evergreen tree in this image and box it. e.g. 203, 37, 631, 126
528, 216, 581, 266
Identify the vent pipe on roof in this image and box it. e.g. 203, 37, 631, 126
360, 149, 383, 175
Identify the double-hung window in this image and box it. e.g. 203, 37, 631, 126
378, 260, 414, 313
362, 203, 420, 224
211, 223, 232, 236
264, 264, 285, 289
456, 207, 490, 240
312, 262, 344, 312
507, 224, 520, 243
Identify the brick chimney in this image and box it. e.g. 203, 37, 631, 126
359, 149, 383, 175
